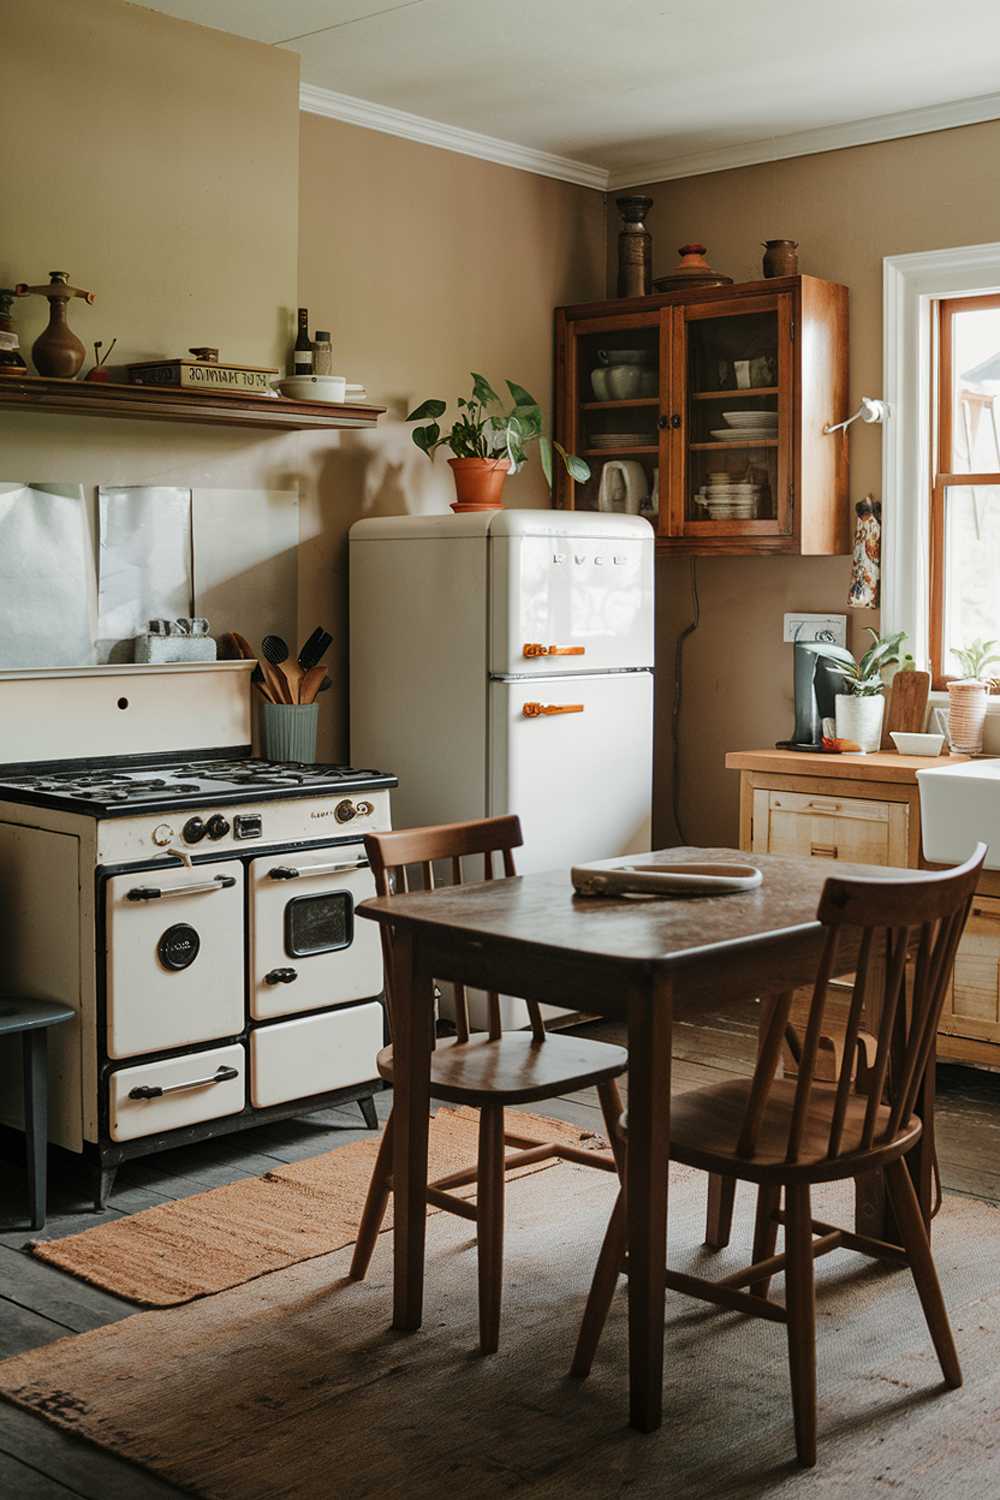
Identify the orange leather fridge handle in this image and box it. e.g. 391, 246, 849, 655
522, 643, 586, 658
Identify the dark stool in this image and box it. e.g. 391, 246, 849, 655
0, 998, 75, 1229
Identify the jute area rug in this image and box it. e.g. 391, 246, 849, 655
4, 1158, 1000, 1498
31, 1105, 601, 1306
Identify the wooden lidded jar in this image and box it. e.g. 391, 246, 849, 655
615, 196, 654, 298
762, 240, 799, 278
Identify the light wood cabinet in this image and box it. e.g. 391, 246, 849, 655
728, 749, 997, 1070
553, 275, 848, 556
941, 896, 1000, 1048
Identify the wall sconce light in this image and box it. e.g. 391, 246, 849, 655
824, 396, 889, 436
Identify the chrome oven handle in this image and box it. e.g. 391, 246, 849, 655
267, 859, 369, 881
127, 1065, 239, 1100
126, 874, 237, 902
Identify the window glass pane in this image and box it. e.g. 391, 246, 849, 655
948, 303, 1000, 474
943, 482, 1000, 674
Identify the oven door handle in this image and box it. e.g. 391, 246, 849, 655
127, 1065, 239, 1100
267, 859, 369, 881
126, 874, 237, 902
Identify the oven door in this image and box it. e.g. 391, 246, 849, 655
105, 860, 245, 1060
249, 843, 383, 1020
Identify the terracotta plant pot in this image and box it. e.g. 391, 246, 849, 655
448, 457, 510, 512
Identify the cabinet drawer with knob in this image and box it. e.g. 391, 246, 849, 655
750, 788, 909, 868
249, 843, 383, 1021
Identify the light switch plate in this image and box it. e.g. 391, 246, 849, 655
783, 612, 847, 646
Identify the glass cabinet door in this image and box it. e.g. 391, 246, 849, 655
668, 293, 793, 540
557, 310, 665, 520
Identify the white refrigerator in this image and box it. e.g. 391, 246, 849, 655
349, 509, 654, 1021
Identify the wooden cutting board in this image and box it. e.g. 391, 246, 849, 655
881, 669, 932, 748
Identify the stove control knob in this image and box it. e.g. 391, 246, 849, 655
182, 816, 207, 844
335, 799, 358, 823
152, 823, 175, 848
206, 814, 231, 841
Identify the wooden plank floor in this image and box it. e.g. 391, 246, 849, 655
2, 1008, 1000, 1496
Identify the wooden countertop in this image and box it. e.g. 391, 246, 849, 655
725, 748, 972, 783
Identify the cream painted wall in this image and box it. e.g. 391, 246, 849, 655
614, 121, 1000, 845
297, 112, 606, 757
1, 0, 605, 765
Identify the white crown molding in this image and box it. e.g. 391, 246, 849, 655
607, 90, 1000, 189
299, 82, 609, 191
300, 82, 1000, 195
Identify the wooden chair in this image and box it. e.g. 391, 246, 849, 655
570, 845, 986, 1467
349, 815, 628, 1353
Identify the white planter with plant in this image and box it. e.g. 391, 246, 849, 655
945, 638, 999, 753
802, 628, 906, 753
407, 373, 589, 512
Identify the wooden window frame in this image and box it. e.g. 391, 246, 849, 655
930, 292, 1000, 688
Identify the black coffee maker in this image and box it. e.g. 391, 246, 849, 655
777, 642, 842, 751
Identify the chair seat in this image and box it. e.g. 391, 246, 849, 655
0, 997, 75, 1035
377, 1031, 628, 1106
619, 1077, 922, 1184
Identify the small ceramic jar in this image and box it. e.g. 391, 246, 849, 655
762, 240, 799, 278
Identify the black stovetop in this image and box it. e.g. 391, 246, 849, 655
0, 755, 396, 817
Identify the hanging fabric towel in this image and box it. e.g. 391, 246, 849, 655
849, 495, 881, 608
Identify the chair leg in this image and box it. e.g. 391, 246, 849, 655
784, 1184, 817, 1468
705, 1172, 736, 1249
885, 1158, 962, 1389
596, 1078, 626, 1180
349, 1110, 395, 1281
571, 1188, 627, 1378
357, 1093, 379, 1130
22, 1030, 48, 1232
477, 1104, 505, 1355
749, 1183, 781, 1299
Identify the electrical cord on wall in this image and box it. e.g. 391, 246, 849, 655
671, 558, 700, 846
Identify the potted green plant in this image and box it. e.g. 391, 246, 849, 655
407, 373, 589, 512
946, 638, 1000, 753
801, 627, 907, 752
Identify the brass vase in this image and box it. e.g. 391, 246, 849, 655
615, 196, 654, 298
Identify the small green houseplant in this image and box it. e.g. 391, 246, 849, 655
407, 373, 589, 511
801, 627, 907, 751
951, 637, 1000, 684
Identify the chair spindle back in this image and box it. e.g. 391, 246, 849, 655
737, 844, 986, 1166
365, 816, 546, 1045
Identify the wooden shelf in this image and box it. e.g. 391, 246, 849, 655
690, 387, 778, 401
0, 375, 385, 431
689, 438, 778, 450
580, 398, 659, 411
582, 445, 658, 457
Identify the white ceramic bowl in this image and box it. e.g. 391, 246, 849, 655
278, 375, 347, 402
890, 731, 946, 756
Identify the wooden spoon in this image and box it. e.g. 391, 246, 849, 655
299, 664, 328, 704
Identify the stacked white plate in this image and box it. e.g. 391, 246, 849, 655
694, 473, 760, 519
711, 408, 779, 444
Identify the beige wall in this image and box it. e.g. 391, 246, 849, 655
1, 0, 605, 764
297, 113, 606, 757
615, 121, 1000, 845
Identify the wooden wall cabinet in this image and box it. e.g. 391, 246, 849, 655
554, 275, 848, 556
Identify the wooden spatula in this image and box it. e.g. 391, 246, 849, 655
299, 664, 327, 704
882, 669, 931, 749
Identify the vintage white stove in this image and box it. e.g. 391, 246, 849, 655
0, 662, 396, 1206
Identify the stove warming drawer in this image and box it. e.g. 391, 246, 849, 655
250, 1003, 383, 1109
109, 1043, 246, 1142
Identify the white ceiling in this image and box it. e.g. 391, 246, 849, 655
138, 0, 1000, 187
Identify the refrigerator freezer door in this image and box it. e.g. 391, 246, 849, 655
490, 529, 653, 677
489, 672, 653, 872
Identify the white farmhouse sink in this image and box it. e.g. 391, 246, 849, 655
917, 760, 1000, 867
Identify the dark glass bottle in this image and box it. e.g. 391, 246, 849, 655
293, 308, 312, 375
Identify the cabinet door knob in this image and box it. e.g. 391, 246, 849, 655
670, 413, 681, 429
657, 415, 668, 430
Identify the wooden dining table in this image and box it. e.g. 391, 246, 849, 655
358, 846, 934, 1434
